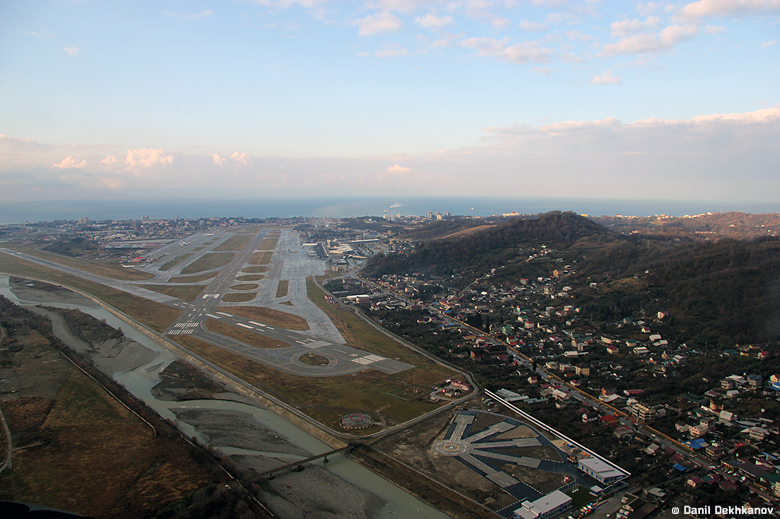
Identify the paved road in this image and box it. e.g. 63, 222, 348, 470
0, 407, 12, 473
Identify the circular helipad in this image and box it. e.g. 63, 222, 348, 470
432, 440, 472, 456
340, 412, 374, 429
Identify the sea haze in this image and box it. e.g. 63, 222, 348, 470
2, 197, 779, 225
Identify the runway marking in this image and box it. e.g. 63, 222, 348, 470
364, 354, 385, 362
206, 313, 220, 319
174, 322, 199, 328
217, 311, 232, 317
236, 323, 253, 329
168, 329, 194, 335
249, 321, 266, 327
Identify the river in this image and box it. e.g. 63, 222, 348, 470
0, 275, 449, 519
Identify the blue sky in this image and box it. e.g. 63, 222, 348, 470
1, 0, 778, 204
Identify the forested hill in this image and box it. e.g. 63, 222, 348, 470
365, 211, 612, 281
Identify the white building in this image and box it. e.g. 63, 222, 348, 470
577, 458, 626, 485
513, 490, 572, 519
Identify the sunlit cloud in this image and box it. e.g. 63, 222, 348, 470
461, 36, 552, 63
352, 11, 403, 36
54, 156, 86, 169
125, 148, 175, 169
415, 13, 454, 28
164, 10, 213, 20
603, 24, 699, 55
591, 71, 622, 84
63, 45, 80, 56
680, 0, 780, 19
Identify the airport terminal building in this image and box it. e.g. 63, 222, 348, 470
513, 490, 572, 519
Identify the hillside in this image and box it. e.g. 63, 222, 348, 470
366, 212, 780, 346
366, 211, 612, 285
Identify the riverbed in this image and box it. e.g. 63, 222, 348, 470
0, 275, 449, 519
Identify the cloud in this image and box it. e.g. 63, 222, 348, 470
633, 107, 780, 126
461, 36, 552, 63
680, 0, 780, 18
102, 156, 117, 165
762, 39, 777, 48
53, 156, 86, 169
386, 163, 411, 174
352, 11, 402, 36
125, 148, 175, 169
591, 70, 622, 84
63, 45, 80, 56
230, 151, 253, 166
375, 44, 410, 57
164, 10, 213, 20
415, 13, 454, 28
604, 24, 698, 55
519, 20, 548, 32
610, 17, 661, 38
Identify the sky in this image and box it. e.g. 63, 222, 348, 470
1, 0, 778, 205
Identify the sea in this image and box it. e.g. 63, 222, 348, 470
1, 197, 778, 225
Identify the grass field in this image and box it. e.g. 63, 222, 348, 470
221, 293, 256, 303
0, 252, 181, 332
1, 368, 215, 517
276, 280, 289, 298
219, 305, 309, 330
140, 284, 206, 302
241, 266, 269, 274
159, 253, 192, 272
258, 236, 279, 251
204, 319, 290, 348
247, 251, 273, 265
212, 234, 255, 252
169, 271, 218, 283
179, 252, 235, 274
173, 335, 444, 429
236, 274, 264, 281
4, 245, 154, 281
230, 283, 259, 291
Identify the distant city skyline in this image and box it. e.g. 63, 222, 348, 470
1, 1, 778, 203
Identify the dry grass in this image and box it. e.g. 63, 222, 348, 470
219, 305, 309, 331
159, 253, 192, 272
0, 253, 180, 332
0, 368, 214, 517
204, 319, 290, 348
139, 284, 206, 302
247, 251, 273, 265
257, 236, 279, 250
172, 335, 444, 429
276, 280, 289, 298
241, 266, 269, 274
230, 283, 259, 291
437, 224, 497, 240
4, 245, 155, 281
221, 293, 256, 303
179, 252, 235, 274
212, 234, 255, 252
168, 271, 218, 283
236, 274, 264, 281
